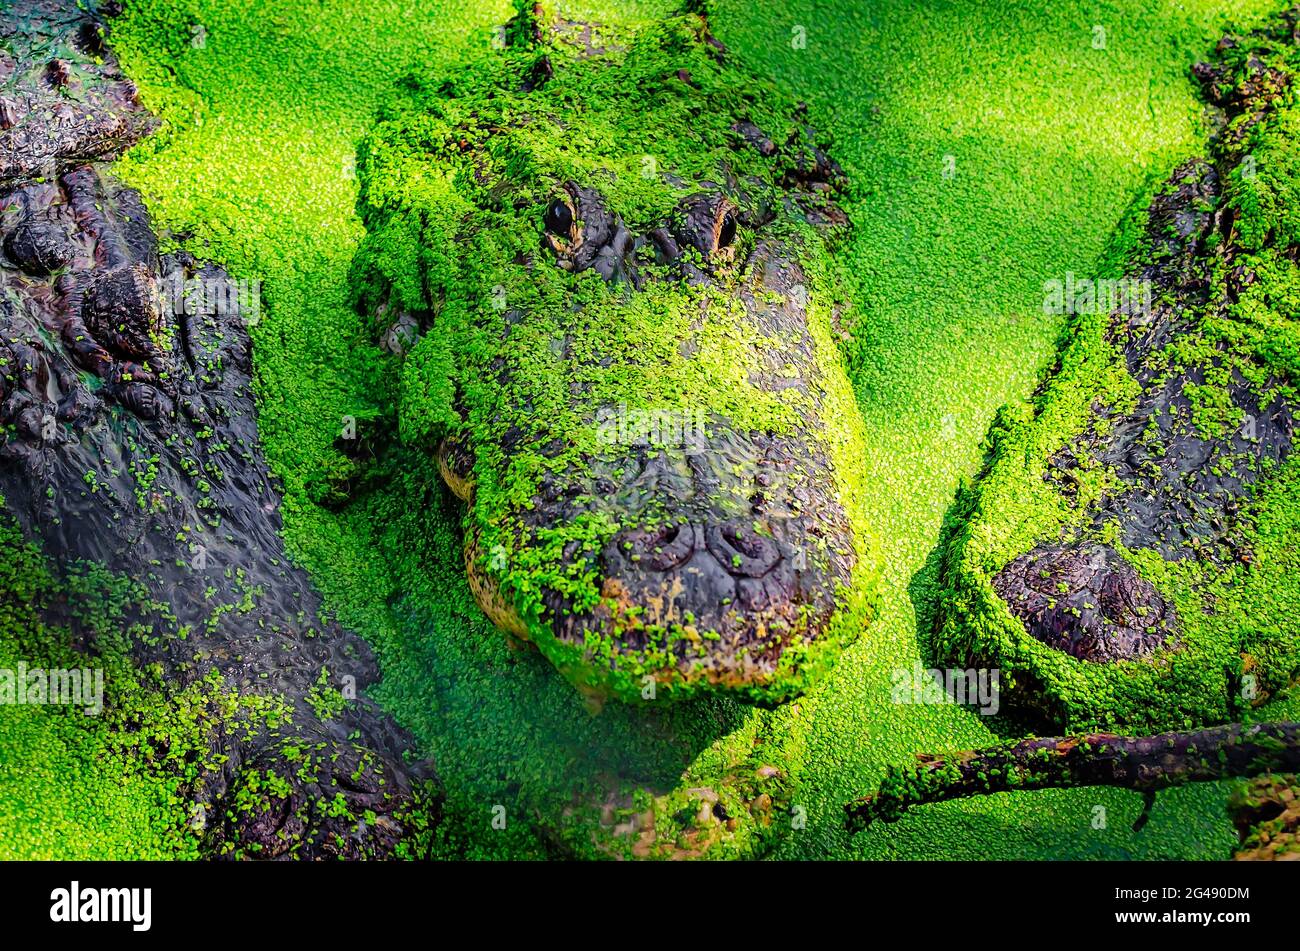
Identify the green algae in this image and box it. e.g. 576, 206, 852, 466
934, 22, 1300, 739
350, 7, 877, 705
33, 0, 1276, 860
0, 503, 284, 859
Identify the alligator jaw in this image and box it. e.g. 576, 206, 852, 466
442, 242, 861, 703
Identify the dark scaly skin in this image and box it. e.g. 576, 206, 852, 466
939, 13, 1300, 730
0, 0, 438, 858
993, 544, 1177, 663
995, 129, 1290, 667
995, 160, 1291, 668
354, 5, 875, 707
0, 0, 154, 186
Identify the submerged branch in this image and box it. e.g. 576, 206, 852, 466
845, 721, 1300, 831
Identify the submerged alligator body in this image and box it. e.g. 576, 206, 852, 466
936, 15, 1300, 731
0, 0, 155, 187
353, 4, 875, 706
0, 0, 437, 858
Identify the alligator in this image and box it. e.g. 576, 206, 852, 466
934, 12, 1300, 732
0, 0, 438, 858
350, 2, 876, 707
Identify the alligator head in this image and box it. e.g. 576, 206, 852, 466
353, 6, 875, 705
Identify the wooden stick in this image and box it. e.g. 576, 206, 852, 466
845, 721, 1300, 831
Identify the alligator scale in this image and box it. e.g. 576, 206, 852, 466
0, 0, 438, 859
353, 5, 876, 705
934, 15, 1300, 733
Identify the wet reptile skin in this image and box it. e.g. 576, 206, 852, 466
0, 0, 438, 858
355, 6, 873, 704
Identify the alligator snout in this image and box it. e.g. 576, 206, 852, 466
355, 22, 869, 704
604, 516, 799, 624
419, 156, 872, 704
447, 366, 861, 702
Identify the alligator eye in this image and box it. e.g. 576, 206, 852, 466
668, 193, 738, 260
717, 211, 737, 250
544, 198, 574, 237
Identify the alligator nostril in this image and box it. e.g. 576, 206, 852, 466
612, 521, 696, 571
82, 264, 163, 358
705, 519, 780, 578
